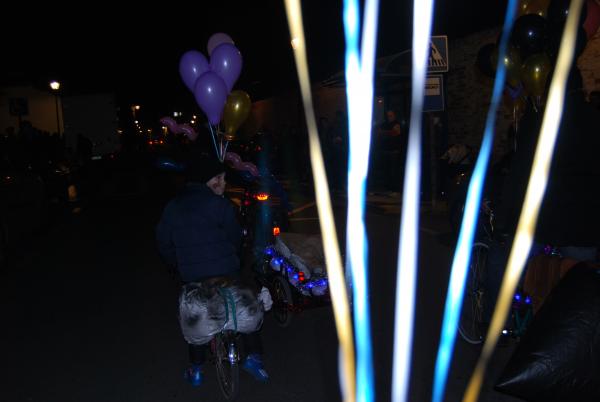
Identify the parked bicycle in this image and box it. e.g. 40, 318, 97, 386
458, 200, 534, 345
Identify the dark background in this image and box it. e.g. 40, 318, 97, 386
0, 0, 506, 113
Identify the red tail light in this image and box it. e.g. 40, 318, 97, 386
273, 226, 281, 237
298, 271, 306, 282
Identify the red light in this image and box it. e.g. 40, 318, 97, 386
255, 193, 269, 201
298, 271, 306, 282
243, 200, 251, 206
147, 141, 152, 145
273, 226, 281, 237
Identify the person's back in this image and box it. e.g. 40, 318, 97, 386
535, 89, 600, 249
483, 69, 600, 331
496, 71, 600, 250
157, 182, 241, 282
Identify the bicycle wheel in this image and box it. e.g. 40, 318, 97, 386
214, 331, 240, 401
458, 242, 489, 344
272, 275, 293, 327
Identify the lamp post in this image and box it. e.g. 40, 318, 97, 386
49, 81, 61, 136
131, 105, 141, 134
131, 104, 140, 119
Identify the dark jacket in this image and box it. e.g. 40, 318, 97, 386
535, 90, 600, 246
496, 82, 600, 246
156, 183, 242, 282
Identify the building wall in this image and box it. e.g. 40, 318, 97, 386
0, 86, 64, 135
578, 30, 600, 94
241, 90, 302, 139
242, 86, 349, 139
446, 28, 600, 159
61, 93, 119, 155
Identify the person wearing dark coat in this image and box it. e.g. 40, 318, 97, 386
484, 68, 600, 326
156, 153, 270, 386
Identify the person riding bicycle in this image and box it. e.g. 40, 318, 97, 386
156, 151, 271, 386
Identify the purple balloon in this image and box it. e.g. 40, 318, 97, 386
224, 151, 242, 166
179, 50, 209, 91
209, 43, 242, 92
159, 117, 178, 133
207, 32, 235, 56
194, 71, 228, 125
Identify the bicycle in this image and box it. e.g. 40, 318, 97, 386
181, 283, 261, 401
210, 329, 240, 401
458, 200, 534, 345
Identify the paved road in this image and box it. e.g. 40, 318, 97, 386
1, 179, 522, 402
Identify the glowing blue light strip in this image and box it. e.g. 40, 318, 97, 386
430, 2, 518, 402
391, 2, 434, 402
343, 0, 379, 401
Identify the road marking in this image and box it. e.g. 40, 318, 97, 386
289, 201, 316, 216
419, 227, 439, 236
289, 217, 320, 222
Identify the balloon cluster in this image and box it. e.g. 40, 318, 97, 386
224, 151, 260, 178
177, 33, 253, 160
476, 0, 599, 119
159, 117, 198, 141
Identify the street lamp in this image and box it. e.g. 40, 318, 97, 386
49, 81, 61, 136
131, 104, 140, 119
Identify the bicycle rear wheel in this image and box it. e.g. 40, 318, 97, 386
272, 275, 293, 327
214, 331, 240, 401
458, 242, 489, 344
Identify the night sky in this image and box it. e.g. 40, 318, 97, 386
1, 0, 505, 119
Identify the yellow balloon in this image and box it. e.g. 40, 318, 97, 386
521, 53, 551, 97
222, 90, 251, 141
518, 0, 550, 17
491, 45, 522, 89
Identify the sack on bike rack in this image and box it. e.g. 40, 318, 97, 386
495, 264, 600, 402
273, 232, 329, 296
178, 283, 264, 345
275, 233, 326, 275
523, 255, 579, 314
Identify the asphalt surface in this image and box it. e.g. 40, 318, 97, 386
1, 176, 523, 402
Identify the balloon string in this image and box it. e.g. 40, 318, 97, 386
208, 124, 220, 160
513, 106, 517, 151
217, 124, 224, 161
219, 137, 224, 162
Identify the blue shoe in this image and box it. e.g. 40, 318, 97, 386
184, 364, 204, 387
242, 354, 269, 382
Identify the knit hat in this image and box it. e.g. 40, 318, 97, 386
185, 152, 225, 183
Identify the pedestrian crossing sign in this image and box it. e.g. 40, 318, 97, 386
429, 36, 449, 73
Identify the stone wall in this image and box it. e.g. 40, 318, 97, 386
446, 28, 600, 159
